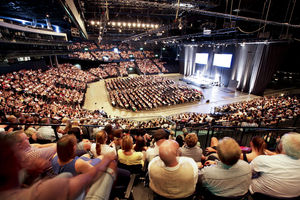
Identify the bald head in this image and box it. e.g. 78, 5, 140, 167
159, 140, 179, 167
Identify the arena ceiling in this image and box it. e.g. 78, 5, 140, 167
1, 0, 300, 45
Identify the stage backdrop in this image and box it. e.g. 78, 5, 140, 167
182, 43, 288, 95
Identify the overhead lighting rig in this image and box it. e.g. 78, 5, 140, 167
145, 28, 238, 44
109, 0, 300, 29
123, 23, 178, 43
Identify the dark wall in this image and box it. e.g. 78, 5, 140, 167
0, 59, 47, 74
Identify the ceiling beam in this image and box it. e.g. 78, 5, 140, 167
109, 0, 300, 29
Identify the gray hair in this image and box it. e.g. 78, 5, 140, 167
281, 132, 300, 159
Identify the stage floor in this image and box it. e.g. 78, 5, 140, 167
83, 73, 259, 121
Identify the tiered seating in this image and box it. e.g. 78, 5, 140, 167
119, 61, 135, 76
93, 51, 120, 61
144, 50, 155, 58
136, 59, 160, 74
68, 51, 96, 60
153, 59, 169, 73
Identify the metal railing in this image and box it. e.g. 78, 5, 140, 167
1, 122, 299, 150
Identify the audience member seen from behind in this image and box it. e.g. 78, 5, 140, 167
117, 135, 144, 173
199, 137, 251, 198
91, 130, 116, 157
0, 133, 117, 200
240, 136, 266, 163
133, 135, 148, 152
52, 135, 103, 176
250, 132, 300, 199
148, 140, 198, 199
146, 129, 169, 162
180, 133, 204, 167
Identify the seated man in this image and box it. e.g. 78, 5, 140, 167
148, 140, 198, 199
0, 133, 117, 200
37, 118, 62, 142
146, 129, 169, 163
11, 130, 57, 177
199, 137, 251, 198
250, 132, 300, 199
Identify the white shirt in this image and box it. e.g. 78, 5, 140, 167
90, 143, 116, 156
250, 154, 300, 198
37, 126, 62, 142
148, 156, 198, 185
146, 143, 159, 162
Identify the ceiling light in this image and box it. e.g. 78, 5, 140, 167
91, 21, 95, 25
108, 22, 111, 25
119, 29, 122, 32
97, 21, 100, 25
123, 22, 126, 26
137, 23, 141, 27
142, 24, 145, 27
146, 24, 150, 28
155, 24, 159, 28
117, 22, 121, 26
128, 23, 131, 27
151, 24, 154, 28
133, 23, 136, 27
112, 22, 115, 26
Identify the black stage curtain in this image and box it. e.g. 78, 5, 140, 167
251, 43, 289, 95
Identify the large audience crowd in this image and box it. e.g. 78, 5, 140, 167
0, 124, 299, 200
68, 42, 98, 51
0, 62, 299, 200
105, 75, 203, 111
67, 41, 170, 75
136, 59, 161, 74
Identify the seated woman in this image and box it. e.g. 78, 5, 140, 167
240, 136, 266, 163
180, 133, 204, 167
117, 135, 144, 173
133, 135, 148, 152
91, 130, 116, 157
52, 135, 102, 176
